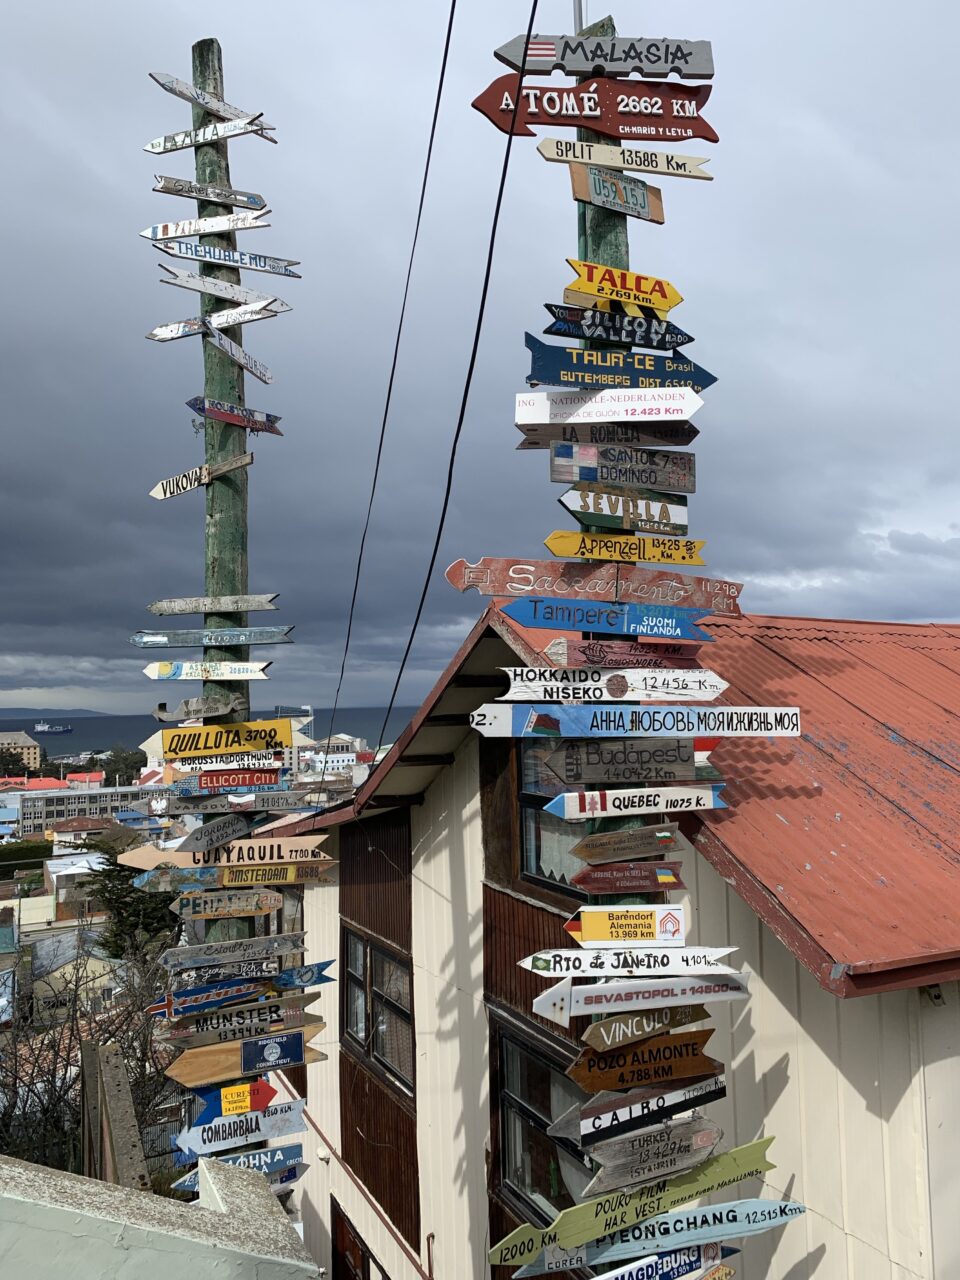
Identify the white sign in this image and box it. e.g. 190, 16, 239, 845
545, 784, 726, 821
533, 974, 749, 1028
203, 325, 273, 384
140, 210, 269, 241
176, 1098, 306, 1155
537, 138, 713, 181
158, 264, 292, 312
147, 304, 277, 342
144, 114, 267, 154
516, 387, 703, 426
143, 661, 271, 681
499, 667, 727, 703
518, 946, 737, 976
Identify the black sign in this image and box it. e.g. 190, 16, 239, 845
544, 303, 693, 351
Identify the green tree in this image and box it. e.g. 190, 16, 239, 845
96, 745, 148, 787
0, 747, 27, 776
83, 852, 177, 959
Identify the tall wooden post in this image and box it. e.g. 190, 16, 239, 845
577, 15, 628, 271
191, 39, 252, 943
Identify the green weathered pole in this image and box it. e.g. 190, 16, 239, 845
576, 15, 628, 271
191, 38, 252, 944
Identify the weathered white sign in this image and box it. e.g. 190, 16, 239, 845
149, 71, 275, 133
147, 304, 277, 342
143, 661, 270, 681
533, 974, 749, 1028
176, 1098, 306, 1155
518, 946, 736, 977
516, 387, 703, 425
499, 667, 727, 703
203, 325, 273, 383
158, 264, 292, 311
144, 114, 268, 154
140, 210, 269, 241
148, 452, 252, 500
155, 239, 300, 277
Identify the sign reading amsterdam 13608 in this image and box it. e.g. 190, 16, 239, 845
162, 718, 292, 761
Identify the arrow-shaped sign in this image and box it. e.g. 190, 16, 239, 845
170, 1142, 304, 1192
186, 395, 283, 434
222, 863, 332, 887
548, 1073, 729, 1147
148, 594, 278, 615
147, 979, 272, 1019
550, 442, 696, 493
564, 904, 687, 948
471, 701, 803, 738
160, 264, 293, 313
543, 637, 703, 669
515, 1243, 734, 1280
154, 993, 317, 1044
489, 602, 713, 644
544, 303, 693, 351
580, 1002, 710, 1051
493, 34, 714, 79
544, 783, 727, 822
203, 324, 273, 384
175, 813, 257, 853
537, 137, 713, 181
130, 626, 293, 646
472, 74, 718, 145
499, 666, 728, 703
567, 1029, 721, 1094
533, 974, 750, 1028
569, 822, 687, 864
147, 304, 277, 343
192, 1077, 277, 1126
134, 866, 221, 893
519, 945, 735, 976
519, 422, 699, 451
155, 239, 300, 278
144, 660, 270, 681
159, 931, 307, 975
170, 888, 283, 919
144, 114, 270, 154
154, 694, 245, 722
148, 453, 253, 500
518, 386, 704, 424
526, 334, 715, 393
271, 961, 336, 990
567, 259, 682, 317
153, 174, 268, 209
140, 210, 270, 241
544, 530, 706, 568
170, 958, 282, 987
174, 1098, 307, 1154
567, 861, 690, 894
149, 71, 276, 133
560, 484, 688, 535
582, 1114, 724, 1198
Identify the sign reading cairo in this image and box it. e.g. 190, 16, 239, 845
161, 717, 292, 760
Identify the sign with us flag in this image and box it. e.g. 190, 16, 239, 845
543, 783, 727, 821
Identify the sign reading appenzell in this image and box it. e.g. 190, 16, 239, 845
493, 34, 715, 79
543, 304, 694, 351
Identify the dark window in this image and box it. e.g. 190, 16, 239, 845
518, 742, 588, 895
332, 1199, 392, 1280
342, 927, 414, 1090
499, 1033, 592, 1220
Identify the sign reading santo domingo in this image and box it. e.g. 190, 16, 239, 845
162, 718, 292, 761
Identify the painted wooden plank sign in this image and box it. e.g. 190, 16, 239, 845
144, 660, 270, 681
534, 974, 749, 1028
132, 626, 292, 647
148, 307, 276, 343
153, 994, 316, 1045
493, 34, 714, 78
582, 1004, 710, 1051
192, 1077, 277, 1125
472, 74, 718, 145
550, 442, 695, 494
160, 931, 307, 975
176, 813, 255, 853
519, 386, 703, 425
161, 266, 293, 313
154, 694, 245, 721
204, 325, 273, 384
514, 1243, 732, 1280
544, 530, 706, 568
148, 453, 253, 500
186, 395, 284, 434
222, 863, 333, 887
568, 259, 682, 317
148, 71, 276, 131
172, 959, 282, 987
519, 943, 732, 976
569, 164, 664, 223
185, 835, 329, 867
500, 668, 726, 703
472, 700, 803, 738
140, 210, 269, 241
543, 303, 693, 352
153, 174, 268, 209
148, 979, 271, 1019
485, 603, 712, 646
565, 904, 686, 948
518, 422, 698, 451
176, 768, 283, 794
570, 857, 695, 895
545, 638, 702, 670
539, 138, 712, 181
161, 719, 292, 760
155, 239, 301, 277
489, 1138, 773, 1260
133, 866, 219, 893
148, 594, 278, 615
171, 1142, 304, 1192
577, 1199, 804, 1260
545, 739, 715, 786
446, 559, 739, 616
560, 484, 688, 535
567, 1030, 721, 1093
570, 823, 687, 863
527, 335, 715, 394
144, 114, 269, 154
583, 1115, 723, 1197
170, 889, 283, 919
174, 1099, 307, 1155
159, 794, 318, 819
544, 784, 727, 821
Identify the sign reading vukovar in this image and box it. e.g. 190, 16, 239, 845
470, 702, 803, 738
497, 598, 713, 643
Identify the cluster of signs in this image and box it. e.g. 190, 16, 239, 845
135, 67, 330, 1203
464, 25, 808, 1278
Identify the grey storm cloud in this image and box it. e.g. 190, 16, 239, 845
1, 0, 959, 712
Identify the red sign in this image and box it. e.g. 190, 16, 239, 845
570, 860, 687, 895
472, 74, 718, 143
198, 769, 280, 793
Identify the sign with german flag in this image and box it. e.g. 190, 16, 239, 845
564, 904, 685, 948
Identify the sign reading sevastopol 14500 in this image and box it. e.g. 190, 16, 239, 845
470, 703, 802, 738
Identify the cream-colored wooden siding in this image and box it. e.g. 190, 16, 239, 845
293, 736, 489, 1280
685, 850, 932, 1279
918, 980, 960, 1277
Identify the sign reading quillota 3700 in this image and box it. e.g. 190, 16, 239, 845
161, 718, 292, 760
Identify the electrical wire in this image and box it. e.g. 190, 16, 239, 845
375, 0, 541, 752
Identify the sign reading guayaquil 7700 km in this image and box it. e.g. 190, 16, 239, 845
161, 718, 292, 761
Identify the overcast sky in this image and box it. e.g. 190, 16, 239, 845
2, 1, 959, 713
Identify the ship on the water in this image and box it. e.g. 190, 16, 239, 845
33, 721, 73, 735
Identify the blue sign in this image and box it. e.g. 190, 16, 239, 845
272, 960, 335, 990
171, 1141, 304, 1191
133, 866, 221, 893
515, 1244, 739, 1279
240, 1030, 305, 1074
525, 334, 716, 393
148, 978, 268, 1018
499, 596, 712, 642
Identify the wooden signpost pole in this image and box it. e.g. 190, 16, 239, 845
192, 38, 253, 945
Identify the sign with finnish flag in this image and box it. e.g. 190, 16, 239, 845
544, 784, 727, 821
470, 702, 802, 738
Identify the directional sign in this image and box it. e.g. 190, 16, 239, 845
186, 395, 284, 434
175, 1098, 307, 1154
584, 1115, 724, 1197
147, 305, 277, 343
538, 138, 713, 181
117, 843, 186, 871
272, 961, 336, 990
569, 164, 664, 223
564, 905, 686, 948
176, 768, 283, 794
518, 422, 698, 451
571, 1199, 803, 1261
159, 932, 307, 975
134, 866, 220, 893
162, 719, 292, 761
473, 75, 718, 145
549, 1074, 729, 1149
171, 889, 283, 919
140, 211, 269, 241
148, 453, 253, 500
176, 813, 255, 854
567, 1029, 721, 1093
192, 1078, 277, 1125
567, 260, 683, 319
551, 442, 696, 495
222, 863, 333, 887
160, 265, 293, 313
148, 71, 276, 132
155, 239, 300, 278
519, 944, 732, 976
533, 975, 749, 1028
154, 997, 320, 1049
544, 638, 702, 669
148, 594, 279, 615
481, 601, 712, 644
569, 862, 689, 895
527, 335, 715, 394
544, 530, 706, 568
155, 694, 245, 722
544, 303, 693, 352
488, 1138, 773, 1260
569, 823, 686, 863
148, 979, 271, 1020
204, 324, 273, 384
153, 174, 268, 209
446, 559, 741, 617
133, 626, 292, 648
493, 34, 714, 79
145, 660, 269, 682
544, 784, 727, 822
518, 387, 703, 425
581, 1003, 710, 1051
171, 959, 282, 986
144, 114, 270, 154
171, 1142, 304, 1192
560, 484, 689, 535
515, 1243, 732, 1280
473, 701, 803, 738
182, 835, 329, 867
501, 668, 726, 704
156, 793, 318, 818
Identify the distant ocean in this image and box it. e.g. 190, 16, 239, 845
0, 706, 418, 759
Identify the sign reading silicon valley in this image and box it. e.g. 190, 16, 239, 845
543, 303, 694, 351
538, 138, 713, 181
526, 334, 716, 393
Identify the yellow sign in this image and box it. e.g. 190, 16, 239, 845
221, 1083, 253, 1116
161, 717, 292, 761
703, 1268, 737, 1280
488, 1138, 775, 1263
566, 258, 683, 319
221, 864, 332, 887
545, 530, 705, 567
567, 905, 684, 947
